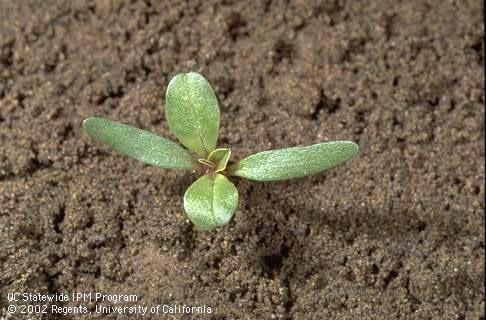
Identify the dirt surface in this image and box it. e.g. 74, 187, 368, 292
0, 0, 484, 319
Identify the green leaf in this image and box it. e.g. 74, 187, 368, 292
229, 141, 359, 181
165, 72, 220, 158
183, 174, 238, 231
207, 148, 231, 173
83, 117, 195, 169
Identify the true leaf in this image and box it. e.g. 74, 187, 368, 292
229, 141, 359, 181
197, 158, 216, 168
83, 117, 195, 169
165, 72, 220, 158
207, 148, 231, 172
183, 174, 238, 231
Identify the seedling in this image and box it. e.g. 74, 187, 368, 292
83, 72, 359, 230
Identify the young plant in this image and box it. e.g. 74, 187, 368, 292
83, 72, 359, 231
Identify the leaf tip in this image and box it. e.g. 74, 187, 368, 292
82, 117, 91, 128
82, 117, 99, 134
335, 140, 359, 162
348, 141, 359, 155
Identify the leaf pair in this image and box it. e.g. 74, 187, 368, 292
84, 73, 238, 230
165, 73, 238, 230
83, 72, 359, 231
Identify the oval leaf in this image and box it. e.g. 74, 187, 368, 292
165, 72, 220, 157
183, 174, 238, 231
207, 148, 231, 173
83, 117, 195, 169
229, 141, 359, 181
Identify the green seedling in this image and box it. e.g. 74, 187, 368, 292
83, 72, 359, 231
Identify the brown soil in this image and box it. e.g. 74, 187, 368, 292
0, 1, 484, 319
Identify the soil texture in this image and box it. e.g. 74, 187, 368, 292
0, 0, 484, 319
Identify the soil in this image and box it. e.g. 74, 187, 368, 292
0, 0, 484, 319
